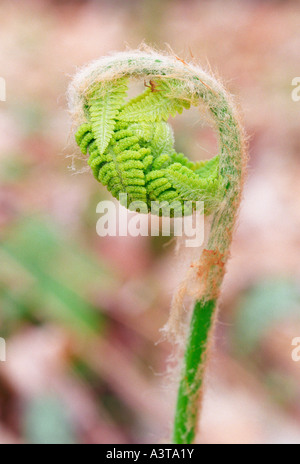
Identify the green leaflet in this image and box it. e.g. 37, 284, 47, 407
150, 122, 175, 157
75, 77, 224, 215
117, 80, 191, 122
87, 78, 128, 155
126, 121, 154, 142
164, 163, 221, 213
194, 155, 219, 178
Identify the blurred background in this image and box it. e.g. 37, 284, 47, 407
0, 0, 300, 444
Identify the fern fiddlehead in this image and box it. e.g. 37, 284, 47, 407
74, 76, 222, 215
68, 50, 246, 444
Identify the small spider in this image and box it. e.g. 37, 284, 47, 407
144, 79, 161, 93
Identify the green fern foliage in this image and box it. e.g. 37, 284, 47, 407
117, 80, 191, 122
75, 77, 223, 215
87, 78, 128, 155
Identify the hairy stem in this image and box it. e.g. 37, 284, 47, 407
173, 88, 245, 442
173, 298, 216, 444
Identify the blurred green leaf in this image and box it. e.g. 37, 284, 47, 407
0, 216, 111, 336
232, 279, 300, 356
24, 395, 76, 445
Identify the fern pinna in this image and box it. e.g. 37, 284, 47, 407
75, 77, 221, 215
69, 50, 246, 444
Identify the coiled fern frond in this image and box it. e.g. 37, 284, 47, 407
75, 76, 222, 215
68, 50, 247, 444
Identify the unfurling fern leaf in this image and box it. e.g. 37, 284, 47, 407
69, 51, 247, 446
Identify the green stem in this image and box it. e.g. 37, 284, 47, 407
173, 299, 216, 444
